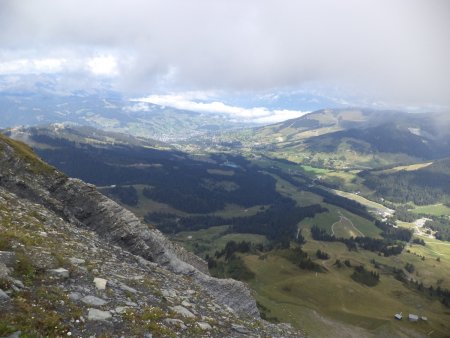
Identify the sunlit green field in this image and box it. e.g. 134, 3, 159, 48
383, 162, 433, 173
170, 225, 267, 256
301, 165, 331, 174
411, 204, 450, 216
299, 203, 382, 238
331, 188, 393, 215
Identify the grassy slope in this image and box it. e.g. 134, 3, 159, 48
0, 133, 56, 174
382, 162, 433, 174
245, 233, 450, 337
299, 203, 382, 238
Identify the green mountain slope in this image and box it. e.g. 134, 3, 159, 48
220, 108, 450, 169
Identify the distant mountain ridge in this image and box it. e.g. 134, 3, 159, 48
5, 124, 171, 149
228, 108, 450, 169
0, 91, 255, 142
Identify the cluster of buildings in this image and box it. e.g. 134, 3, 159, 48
394, 312, 427, 322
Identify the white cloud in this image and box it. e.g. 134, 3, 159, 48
254, 110, 309, 124
87, 56, 118, 76
0, 54, 121, 78
134, 94, 308, 123
0, 57, 66, 74
0, 0, 448, 108
124, 102, 150, 112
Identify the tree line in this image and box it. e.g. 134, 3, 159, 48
146, 199, 325, 243
310, 225, 407, 256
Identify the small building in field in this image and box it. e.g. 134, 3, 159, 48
408, 314, 419, 322
394, 312, 402, 320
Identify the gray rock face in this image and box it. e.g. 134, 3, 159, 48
50, 178, 259, 317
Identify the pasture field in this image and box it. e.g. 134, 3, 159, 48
301, 165, 331, 175
245, 234, 450, 338
411, 204, 450, 216
299, 204, 382, 238
383, 162, 433, 173
331, 215, 364, 238
171, 225, 267, 257
274, 175, 323, 206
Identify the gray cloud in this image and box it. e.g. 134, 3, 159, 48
0, 0, 449, 107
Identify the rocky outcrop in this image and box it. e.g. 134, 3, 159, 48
53, 178, 259, 316
0, 135, 259, 317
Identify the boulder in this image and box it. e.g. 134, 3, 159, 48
170, 305, 195, 318
87, 308, 112, 321
81, 295, 108, 306
69, 257, 85, 265
197, 322, 212, 330
49, 268, 69, 279
93, 277, 107, 290
164, 318, 187, 329
0, 288, 10, 303
0, 263, 10, 279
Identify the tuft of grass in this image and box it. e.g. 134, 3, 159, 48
0, 229, 44, 250
51, 251, 70, 268
1, 294, 69, 337
0, 134, 56, 175
122, 306, 176, 337
14, 251, 36, 285
141, 307, 166, 321
0, 322, 16, 337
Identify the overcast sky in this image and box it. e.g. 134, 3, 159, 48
0, 0, 449, 121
